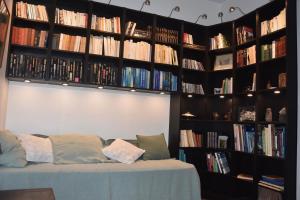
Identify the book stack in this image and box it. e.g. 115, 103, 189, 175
125, 21, 152, 39
155, 27, 178, 44
55, 8, 87, 28
183, 33, 193, 44
236, 26, 254, 45
49, 57, 83, 83
179, 149, 186, 162
182, 58, 204, 71
233, 124, 255, 153
89, 62, 118, 86
206, 152, 230, 174
219, 77, 233, 94
52, 33, 86, 53
210, 33, 230, 50
12, 27, 48, 48
154, 44, 178, 65
91, 15, 121, 34
123, 40, 151, 62
257, 125, 286, 158
261, 36, 286, 61
89, 35, 120, 57
121, 67, 150, 89
179, 130, 203, 148
182, 82, 204, 94
153, 69, 177, 91
237, 173, 254, 182
258, 175, 284, 192
261, 8, 286, 36
16, 2, 48, 22
237, 45, 256, 67
8, 53, 47, 79
207, 132, 228, 149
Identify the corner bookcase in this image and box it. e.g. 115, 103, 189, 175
6, 0, 297, 199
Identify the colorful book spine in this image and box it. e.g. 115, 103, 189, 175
89, 62, 118, 86
153, 69, 177, 91
12, 27, 48, 48
121, 67, 150, 89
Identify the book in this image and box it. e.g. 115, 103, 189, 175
154, 44, 178, 66
8, 53, 47, 79
183, 33, 194, 45
214, 77, 233, 94
89, 35, 120, 57
123, 40, 151, 62
207, 132, 228, 149
89, 62, 118, 86
153, 69, 177, 91
233, 124, 255, 153
16, 1, 48, 22
55, 8, 87, 28
50, 57, 83, 83
237, 45, 256, 67
210, 33, 230, 50
182, 58, 205, 71
206, 152, 230, 174
52, 33, 86, 53
278, 73, 286, 88
261, 8, 286, 36
261, 36, 286, 61
91, 15, 121, 34
121, 67, 150, 89
155, 27, 178, 44
182, 82, 204, 94
11, 27, 48, 48
178, 149, 186, 162
236, 26, 254, 45
237, 173, 253, 182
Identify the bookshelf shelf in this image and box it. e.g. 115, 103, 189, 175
259, 56, 286, 65
154, 41, 181, 48
208, 47, 232, 54
257, 87, 286, 94
235, 63, 256, 71
236, 38, 256, 50
10, 44, 48, 51
89, 54, 120, 60
124, 35, 152, 42
14, 17, 50, 26
122, 58, 151, 65
90, 29, 122, 38
51, 49, 86, 56
259, 27, 286, 42
182, 68, 206, 73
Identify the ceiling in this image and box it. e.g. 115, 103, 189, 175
207, 0, 226, 3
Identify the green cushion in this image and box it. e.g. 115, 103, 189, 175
136, 134, 170, 160
50, 134, 108, 164
105, 139, 138, 147
0, 130, 27, 167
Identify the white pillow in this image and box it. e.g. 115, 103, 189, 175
102, 139, 145, 164
17, 134, 53, 163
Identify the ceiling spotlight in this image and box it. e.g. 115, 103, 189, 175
219, 95, 225, 99
24, 80, 31, 83
160, 92, 165, 95
274, 90, 281, 94
229, 6, 245, 15
195, 14, 207, 24
187, 94, 193, 98
218, 12, 223, 23
140, 0, 150, 11
62, 83, 68, 86
98, 86, 103, 89
130, 89, 136, 92
169, 6, 180, 18
247, 93, 253, 97
107, 0, 112, 5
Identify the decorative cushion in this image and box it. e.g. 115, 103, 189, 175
18, 134, 53, 163
0, 130, 27, 167
102, 139, 145, 164
50, 134, 107, 164
136, 133, 170, 160
105, 139, 138, 147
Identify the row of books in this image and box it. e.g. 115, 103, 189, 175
219, 77, 233, 94
155, 27, 178, 44
52, 33, 86, 53
233, 124, 255, 153
49, 57, 83, 83
207, 132, 228, 149
89, 35, 120, 57
258, 175, 284, 192
125, 21, 137, 36
261, 36, 286, 61
261, 8, 286, 36
55, 8, 87, 28
182, 82, 204, 94
210, 33, 230, 50
154, 44, 178, 65
179, 130, 203, 148
257, 125, 286, 158
8, 53, 46, 79
12, 27, 48, 48
236, 26, 254, 45
91, 15, 121, 34
125, 21, 152, 39
182, 58, 205, 71
121, 67, 150, 89
123, 40, 151, 62
89, 62, 118, 86
207, 152, 230, 174
183, 33, 194, 44
153, 69, 177, 91
16, 1, 48, 22
237, 45, 256, 67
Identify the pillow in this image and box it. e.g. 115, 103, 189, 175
136, 133, 170, 160
102, 139, 145, 164
50, 134, 107, 164
18, 134, 53, 163
0, 130, 27, 167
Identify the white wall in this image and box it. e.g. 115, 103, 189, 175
0, 0, 12, 130
6, 82, 170, 140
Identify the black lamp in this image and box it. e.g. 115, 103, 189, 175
140, 0, 150, 11
195, 14, 207, 24
229, 6, 245, 15
169, 6, 180, 17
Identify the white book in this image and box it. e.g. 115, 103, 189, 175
186, 130, 195, 147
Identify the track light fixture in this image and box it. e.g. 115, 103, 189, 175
140, 0, 150, 11
218, 12, 223, 23
108, 0, 112, 5
195, 14, 207, 24
169, 6, 180, 17
229, 6, 245, 15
